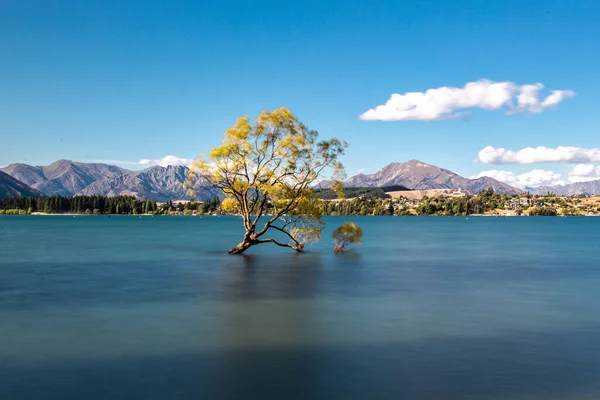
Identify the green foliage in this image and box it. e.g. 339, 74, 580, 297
0, 195, 225, 216
332, 222, 363, 253
561, 207, 580, 216
322, 197, 397, 216
396, 209, 414, 216
528, 206, 557, 216
315, 185, 409, 200
2, 209, 27, 215
0, 195, 157, 215
414, 189, 505, 216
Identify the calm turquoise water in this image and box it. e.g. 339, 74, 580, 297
1, 215, 600, 399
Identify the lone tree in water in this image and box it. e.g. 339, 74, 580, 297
332, 222, 363, 253
187, 107, 347, 254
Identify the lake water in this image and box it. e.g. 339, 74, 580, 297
1, 215, 600, 399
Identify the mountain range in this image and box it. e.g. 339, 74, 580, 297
0, 160, 220, 202
2, 158, 600, 200
528, 180, 600, 196
329, 160, 600, 196
0, 170, 44, 200
340, 159, 520, 194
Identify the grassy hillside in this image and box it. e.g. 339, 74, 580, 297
315, 185, 410, 199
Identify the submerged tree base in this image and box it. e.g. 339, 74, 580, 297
228, 238, 305, 254
228, 240, 256, 254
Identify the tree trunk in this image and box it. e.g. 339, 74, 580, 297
228, 239, 255, 254
227, 229, 302, 254
228, 230, 257, 254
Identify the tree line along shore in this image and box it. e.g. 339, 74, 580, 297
1, 190, 600, 216
0, 195, 221, 216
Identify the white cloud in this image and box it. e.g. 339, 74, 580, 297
478, 146, 600, 164
473, 164, 600, 187
359, 79, 574, 121
542, 90, 576, 108
138, 155, 194, 167
507, 85, 575, 115
568, 164, 600, 183
471, 169, 565, 188
514, 83, 545, 113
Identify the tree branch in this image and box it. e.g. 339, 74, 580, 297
256, 238, 300, 251
267, 224, 301, 248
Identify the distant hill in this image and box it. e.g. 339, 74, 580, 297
79, 165, 221, 202
1, 160, 128, 197
0, 170, 44, 200
528, 179, 600, 196
321, 160, 520, 195
0, 160, 219, 202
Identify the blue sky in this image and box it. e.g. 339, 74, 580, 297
1, 0, 599, 187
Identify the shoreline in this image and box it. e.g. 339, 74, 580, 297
9, 212, 598, 217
